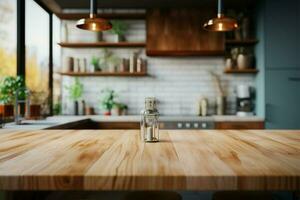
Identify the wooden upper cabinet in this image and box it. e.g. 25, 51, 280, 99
146, 9, 225, 56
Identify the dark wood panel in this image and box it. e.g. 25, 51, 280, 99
216, 122, 265, 130
224, 69, 258, 74
147, 50, 224, 57
146, 9, 225, 56
49, 0, 257, 10
97, 122, 140, 129
5, 191, 51, 200
50, 120, 140, 130
225, 39, 259, 46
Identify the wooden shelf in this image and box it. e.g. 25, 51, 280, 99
55, 13, 146, 20
224, 68, 259, 74
57, 42, 146, 48
225, 39, 259, 46
58, 72, 148, 77
146, 50, 225, 57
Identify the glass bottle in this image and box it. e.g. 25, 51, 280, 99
140, 97, 159, 142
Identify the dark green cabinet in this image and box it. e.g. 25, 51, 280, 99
264, 0, 300, 129
265, 70, 300, 129
298, 0, 300, 56
265, 0, 300, 69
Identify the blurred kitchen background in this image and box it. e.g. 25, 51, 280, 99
0, 0, 299, 129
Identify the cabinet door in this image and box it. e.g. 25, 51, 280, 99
298, 0, 300, 57
146, 9, 225, 56
265, 70, 300, 129
265, 0, 299, 69
215, 122, 264, 130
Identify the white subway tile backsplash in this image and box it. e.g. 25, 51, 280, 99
61, 20, 255, 115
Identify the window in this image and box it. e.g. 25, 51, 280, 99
53, 15, 61, 106
25, 0, 50, 114
0, 0, 17, 78
0, 0, 53, 115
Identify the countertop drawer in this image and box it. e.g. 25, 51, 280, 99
215, 121, 265, 130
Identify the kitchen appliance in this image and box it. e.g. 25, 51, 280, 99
203, 0, 238, 32
236, 85, 254, 117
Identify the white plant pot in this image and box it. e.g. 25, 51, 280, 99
113, 34, 124, 43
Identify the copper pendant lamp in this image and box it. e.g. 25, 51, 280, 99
203, 0, 238, 32
76, 0, 112, 32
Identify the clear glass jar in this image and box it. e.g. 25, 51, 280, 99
140, 97, 159, 142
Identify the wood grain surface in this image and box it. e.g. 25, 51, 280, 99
0, 130, 299, 191
146, 9, 225, 56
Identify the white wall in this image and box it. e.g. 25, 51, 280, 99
60, 20, 255, 115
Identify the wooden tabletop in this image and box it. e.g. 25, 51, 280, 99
0, 130, 299, 191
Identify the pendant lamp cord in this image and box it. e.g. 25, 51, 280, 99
90, 0, 97, 17
218, 0, 223, 15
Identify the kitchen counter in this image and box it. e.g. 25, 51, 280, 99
2, 115, 265, 130
2, 117, 90, 130
0, 129, 298, 191
48, 115, 265, 122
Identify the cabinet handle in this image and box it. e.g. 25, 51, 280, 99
288, 77, 300, 81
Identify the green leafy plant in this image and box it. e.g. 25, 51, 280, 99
53, 102, 62, 115
91, 56, 101, 71
65, 78, 83, 101
99, 88, 117, 112
109, 20, 128, 36
0, 76, 25, 104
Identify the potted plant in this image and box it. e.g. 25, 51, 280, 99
111, 102, 128, 116
65, 78, 83, 115
109, 20, 128, 42
29, 91, 48, 119
90, 56, 101, 72
0, 76, 25, 118
99, 89, 117, 116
